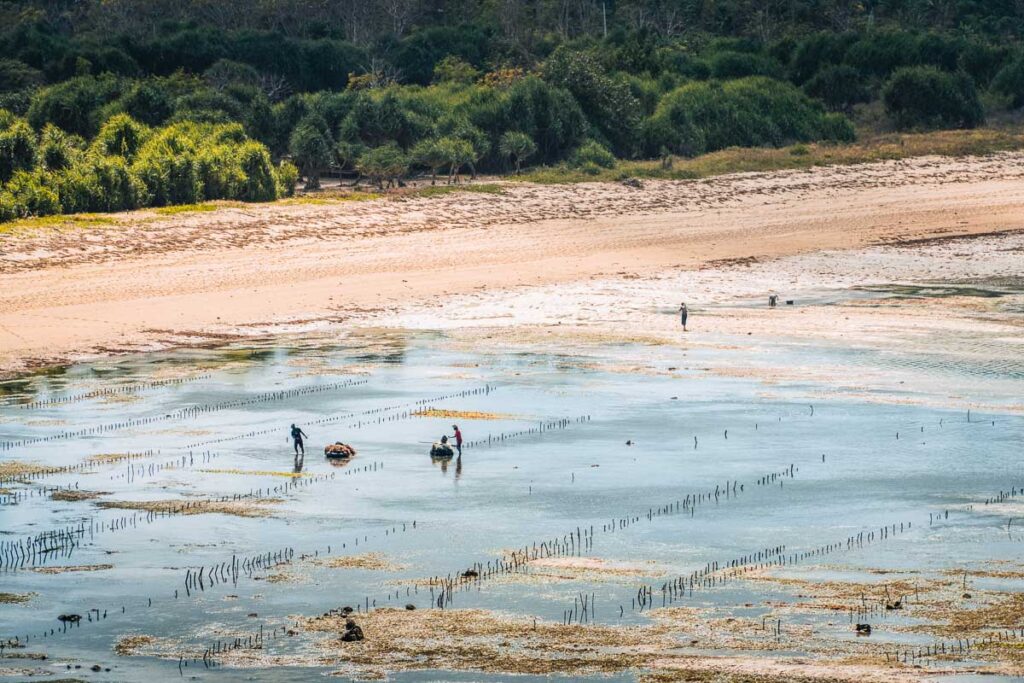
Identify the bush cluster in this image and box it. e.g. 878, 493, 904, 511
4, 3, 1024, 221
0, 110, 294, 221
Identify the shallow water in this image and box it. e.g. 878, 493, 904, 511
1, 280, 1023, 681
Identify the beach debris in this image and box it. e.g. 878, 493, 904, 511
57, 614, 81, 624
855, 623, 871, 635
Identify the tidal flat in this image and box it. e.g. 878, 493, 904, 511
1, 233, 1023, 682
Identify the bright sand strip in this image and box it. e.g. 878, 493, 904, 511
2, 154, 1023, 377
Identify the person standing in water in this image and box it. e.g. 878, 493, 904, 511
289, 424, 308, 455
452, 424, 463, 456
679, 303, 688, 331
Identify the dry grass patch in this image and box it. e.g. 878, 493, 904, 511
84, 453, 132, 465
0, 592, 34, 604
51, 488, 107, 502
30, 564, 113, 575
315, 553, 406, 572
200, 468, 304, 478
114, 635, 155, 656
300, 607, 673, 678
411, 408, 516, 420
0, 460, 53, 478
97, 498, 283, 518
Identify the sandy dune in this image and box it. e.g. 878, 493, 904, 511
1, 152, 1023, 377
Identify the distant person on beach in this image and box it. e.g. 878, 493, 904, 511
769, 294, 778, 308
452, 424, 463, 456
679, 303, 688, 331
289, 424, 308, 455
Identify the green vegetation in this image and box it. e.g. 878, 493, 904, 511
2, 0, 1024, 222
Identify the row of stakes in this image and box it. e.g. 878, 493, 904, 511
0, 449, 160, 487
0, 456, 387, 571
190, 469, 952, 667
2, 404, 598, 573
2, 404, 1014, 664
26, 443, 806, 654
67, 462, 1024, 666
18, 373, 213, 410
185, 384, 497, 449
13, 479, 1014, 672
0, 510, 423, 651
0, 377, 368, 451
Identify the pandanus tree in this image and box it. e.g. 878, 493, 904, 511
498, 131, 536, 174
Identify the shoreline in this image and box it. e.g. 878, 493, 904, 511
2, 153, 1024, 380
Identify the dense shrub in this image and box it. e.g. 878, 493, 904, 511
27, 75, 122, 137
289, 114, 334, 189
236, 141, 278, 201
803, 65, 869, 112
843, 31, 919, 78
991, 55, 1024, 107
709, 52, 783, 80
274, 160, 299, 197
1, 169, 60, 218
644, 77, 854, 157
356, 143, 409, 188
0, 117, 37, 183
38, 124, 82, 171
56, 154, 146, 213
570, 139, 616, 173
542, 47, 643, 156
467, 76, 587, 166
92, 114, 149, 160
882, 67, 983, 129
0, 59, 44, 93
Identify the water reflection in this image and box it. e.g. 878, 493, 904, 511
430, 454, 465, 480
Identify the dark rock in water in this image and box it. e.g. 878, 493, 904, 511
405, 604, 415, 610
962, 593, 972, 599
341, 619, 364, 642
341, 606, 353, 615
855, 623, 871, 635
91, 664, 102, 672
57, 614, 81, 623
462, 569, 479, 578
885, 600, 902, 610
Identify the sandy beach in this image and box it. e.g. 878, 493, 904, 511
2, 152, 1023, 378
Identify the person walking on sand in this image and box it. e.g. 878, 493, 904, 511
289, 424, 308, 456
452, 424, 463, 456
679, 303, 689, 332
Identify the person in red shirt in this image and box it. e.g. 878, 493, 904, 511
452, 424, 463, 456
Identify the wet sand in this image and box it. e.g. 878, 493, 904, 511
2, 153, 1024, 378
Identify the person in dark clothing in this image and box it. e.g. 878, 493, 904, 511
341, 619, 364, 642
289, 424, 308, 455
679, 303, 688, 331
452, 424, 463, 456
